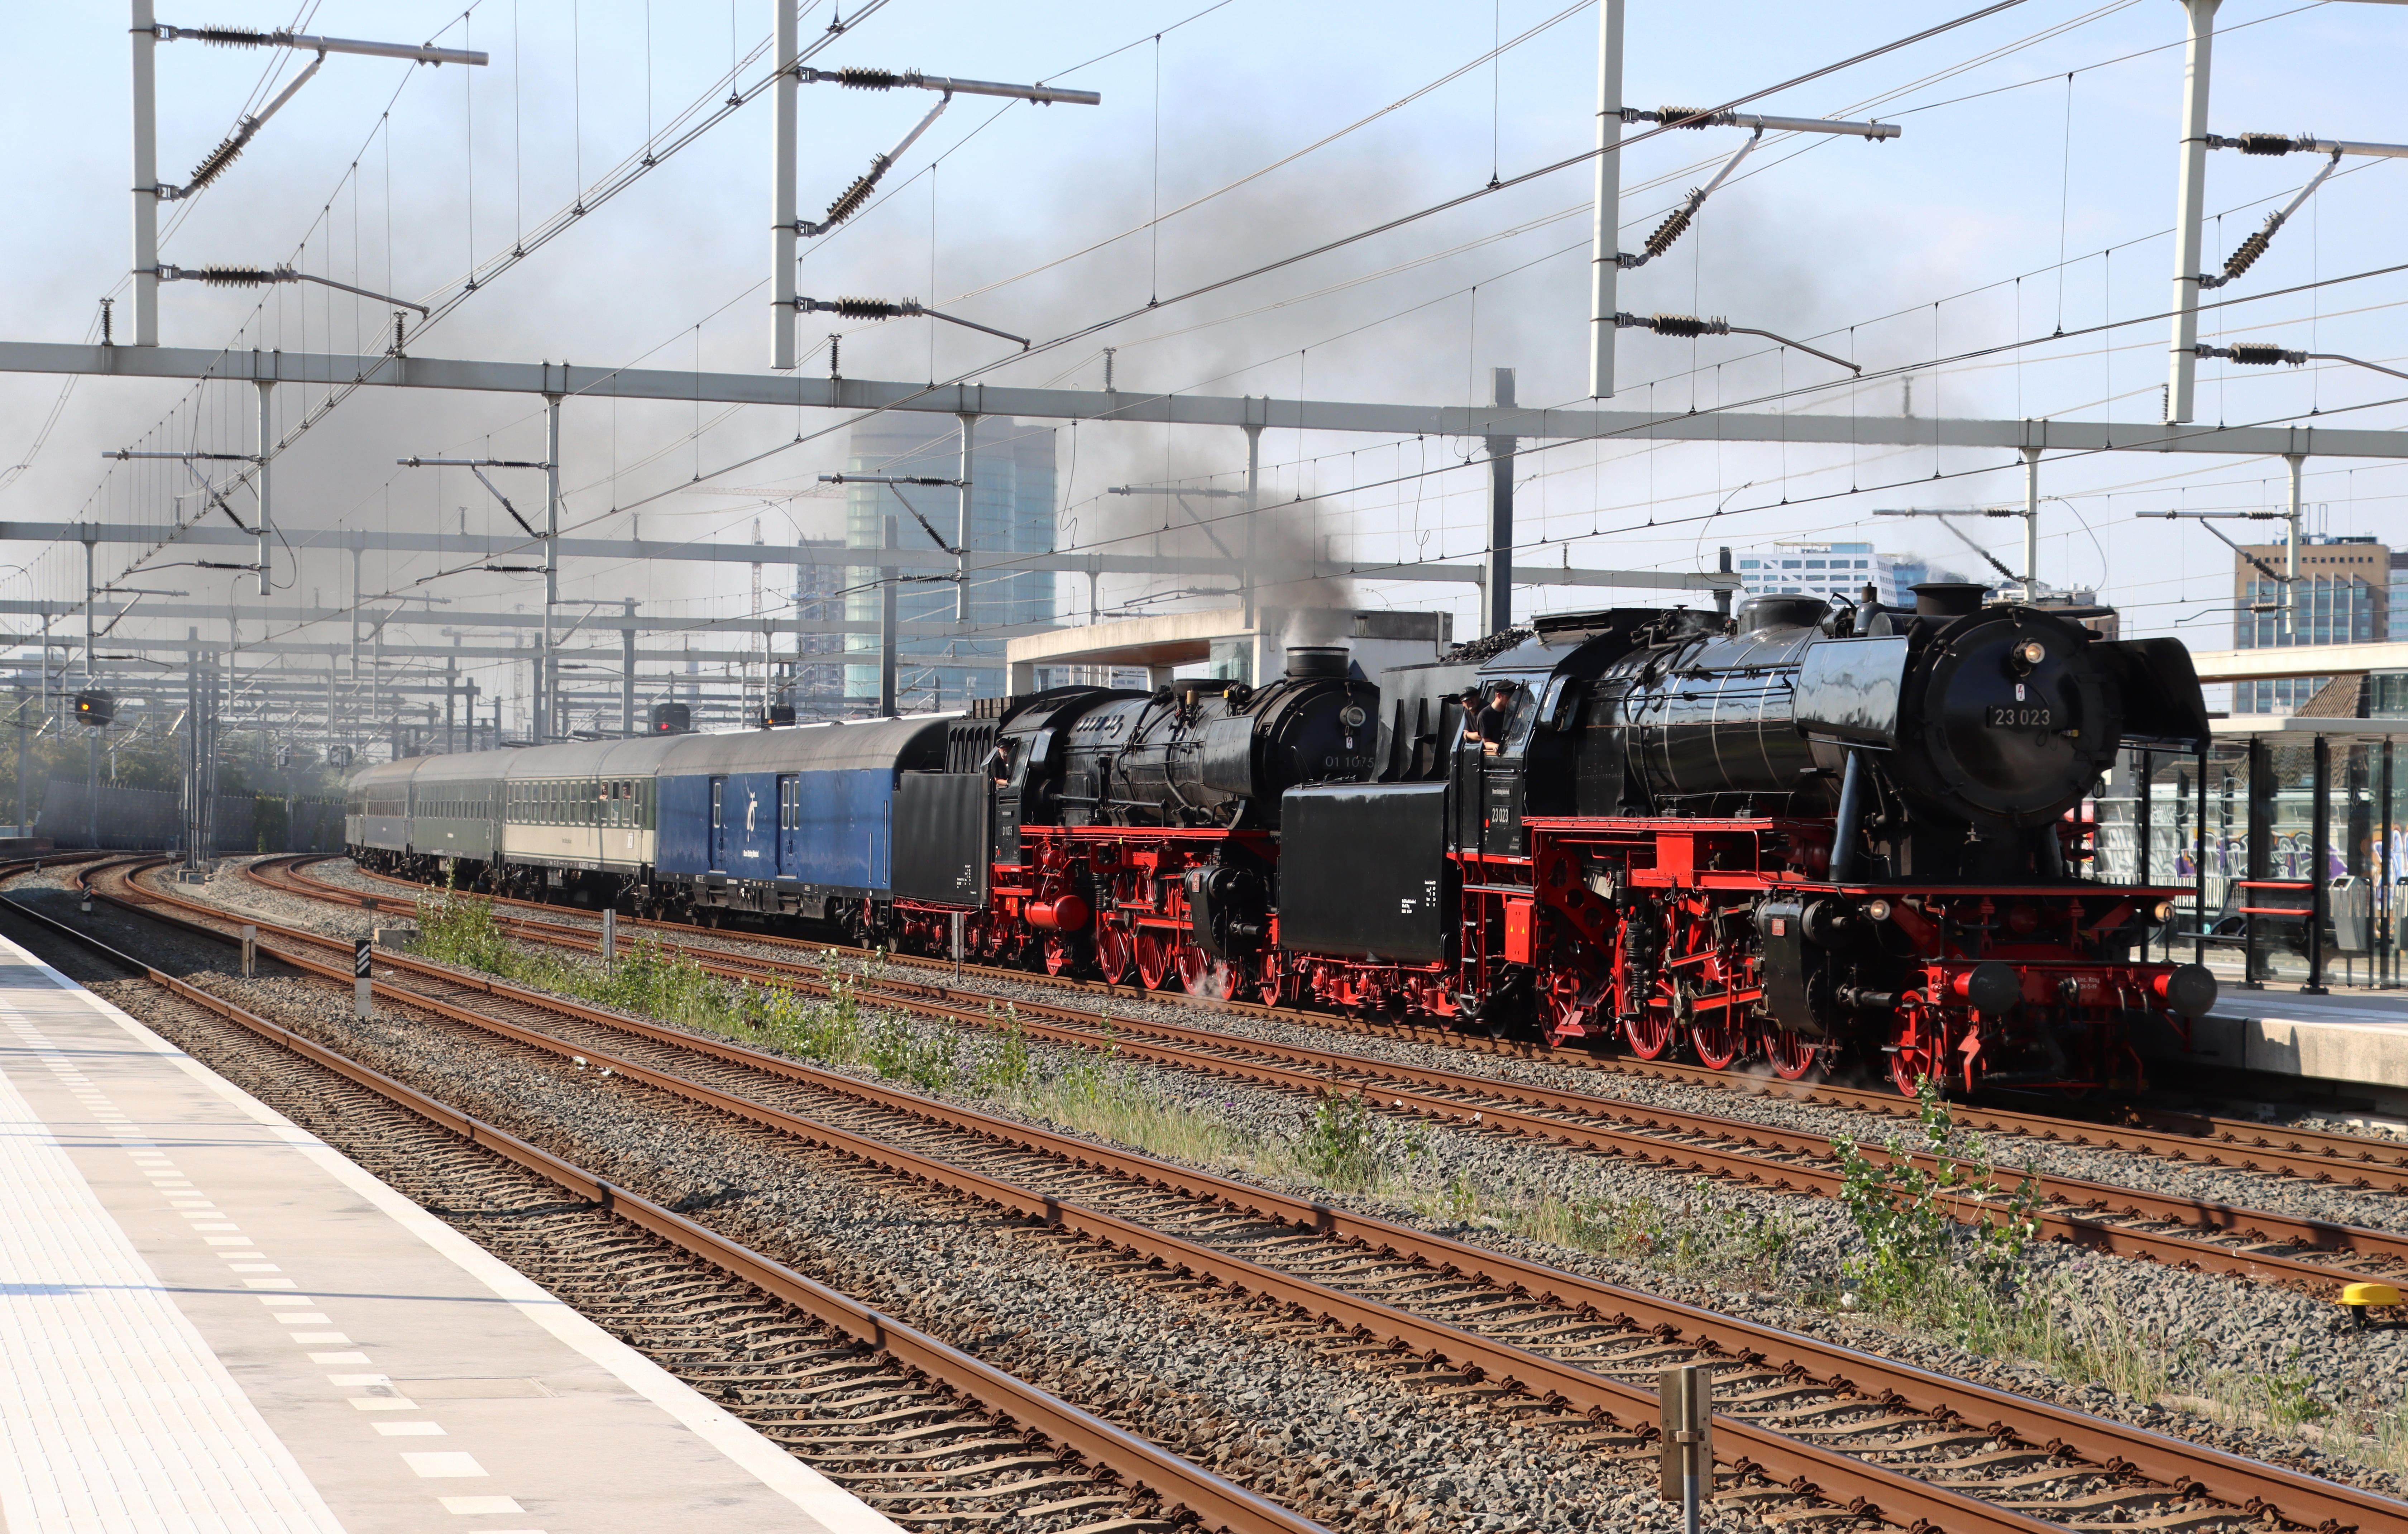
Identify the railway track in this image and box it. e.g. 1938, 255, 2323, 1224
319, 854, 2408, 1199
255, 855, 2408, 1295
0, 868, 1324, 1534
93, 854, 2408, 1534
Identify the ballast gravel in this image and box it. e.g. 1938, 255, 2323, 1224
175, 859, 2408, 1497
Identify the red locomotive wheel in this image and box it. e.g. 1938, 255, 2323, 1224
1255, 952, 1288, 1007
1621, 976, 1681, 1060
1134, 930, 1175, 990
1094, 922, 1133, 985
1887, 1015, 1948, 1096
1177, 945, 1238, 1001
1764, 1028, 1827, 1082
1042, 936, 1077, 976
1621, 1004, 1675, 1059
1689, 1010, 1743, 1070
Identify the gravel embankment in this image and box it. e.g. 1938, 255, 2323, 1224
172, 860, 2408, 1494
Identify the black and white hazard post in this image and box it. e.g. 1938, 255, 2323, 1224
951, 910, 964, 984
353, 938, 373, 1020
240, 924, 257, 980
601, 907, 616, 962
1658, 1363, 1714, 1534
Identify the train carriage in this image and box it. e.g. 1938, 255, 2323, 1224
651, 716, 950, 927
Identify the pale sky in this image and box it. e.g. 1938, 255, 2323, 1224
3, 1, 2404, 719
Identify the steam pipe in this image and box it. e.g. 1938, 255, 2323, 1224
1829, 749, 1869, 883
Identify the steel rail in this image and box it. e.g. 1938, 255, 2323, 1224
0, 877, 1325, 1534
316, 855, 2408, 1191
105, 859, 2408, 1534
275, 860, 2408, 1294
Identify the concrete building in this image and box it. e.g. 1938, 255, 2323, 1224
1731, 541, 1896, 603
843, 416, 1057, 710
1006, 608, 1452, 694
2234, 534, 2390, 714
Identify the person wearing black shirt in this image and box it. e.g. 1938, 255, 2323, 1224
1476, 684, 1514, 755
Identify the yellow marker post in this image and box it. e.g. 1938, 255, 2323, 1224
2341, 1282, 2401, 1330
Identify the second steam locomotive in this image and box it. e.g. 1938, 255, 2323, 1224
349, 582, 2216, 1094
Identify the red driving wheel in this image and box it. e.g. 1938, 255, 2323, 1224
1621, 978, 1679, 1060
1094, 922, 1132, 985
1177, 944, 1238, 1000
1764, 1028, 1826, 1082
1134, 930, 1174, 990
1689, 1007, 1744, 1070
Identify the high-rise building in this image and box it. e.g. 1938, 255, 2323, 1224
771, 539, 846, 719
1729, 540, 1968, 606
843, 417, 1057, 709
2232, 534, 2390, 713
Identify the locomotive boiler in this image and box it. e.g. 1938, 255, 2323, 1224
1273, 583, 2220, 1093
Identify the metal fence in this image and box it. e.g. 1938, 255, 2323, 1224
33, 779, 343, 855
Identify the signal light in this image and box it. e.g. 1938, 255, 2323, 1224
72, 690, 115, 727
650, 702, 692, 735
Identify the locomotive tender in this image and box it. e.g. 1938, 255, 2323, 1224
349, 582, 2217, 1094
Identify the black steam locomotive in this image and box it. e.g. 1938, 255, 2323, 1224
1262, 582, 2218, 1090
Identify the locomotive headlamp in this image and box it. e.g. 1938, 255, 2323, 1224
1862, 898, 1893, 923
1340, 704, 1368, 728
2009, 637, 2046, 674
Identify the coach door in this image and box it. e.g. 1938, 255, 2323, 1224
709, 777, 729, 871
776, 775, 799, 876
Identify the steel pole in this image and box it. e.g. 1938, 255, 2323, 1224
1242, 420, 1262, 634
254, 381, 273, 594
541, 392, 561, 743
880, 515, 899, 718
771, 1, 799, 370
2021, 445, 2041, 588
621, 598, 636, 736
956, 413, 976, 623
2283, 451, 2304, 640
1585, 0, 1626, 397
1483, 368, 1517, 637
2164, 0, 2222, 424
130, 0, 159, 346
2307, 731, 2331, 994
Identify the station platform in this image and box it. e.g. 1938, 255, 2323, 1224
0, 929, 899, 1534
2139, 979, 2408, 1115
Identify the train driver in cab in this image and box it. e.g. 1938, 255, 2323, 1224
1458, 688, 1486, 750
1475, 682, 1516, 756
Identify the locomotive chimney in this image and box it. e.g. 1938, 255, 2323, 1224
1284, 645, 1350, 680
1911, 581, 1988, 618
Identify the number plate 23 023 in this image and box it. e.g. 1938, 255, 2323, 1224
1986, 704, 2052, 728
